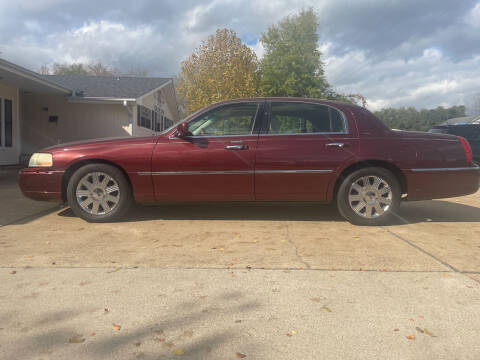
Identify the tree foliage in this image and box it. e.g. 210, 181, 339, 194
374, 105, 466, 131
259, 8, 331, 98
176, 28, 259, 114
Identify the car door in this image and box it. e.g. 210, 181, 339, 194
151, 101, 263, 201
254, 101, 359, 201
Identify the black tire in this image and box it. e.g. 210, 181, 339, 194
336, 167, 401, 226
67, 163, 132, 222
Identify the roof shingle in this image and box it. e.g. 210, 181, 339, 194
42, 74, 171, 99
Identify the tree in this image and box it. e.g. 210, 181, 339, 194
39, 62, 148, 77
177, 28, 259, 114
467, 93, 480, 116
374, 105, 466, 131
259, 8, 331, 98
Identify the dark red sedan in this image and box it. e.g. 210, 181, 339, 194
19, 98, 480, 225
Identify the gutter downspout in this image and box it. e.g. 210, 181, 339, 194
123, 100, 134, 136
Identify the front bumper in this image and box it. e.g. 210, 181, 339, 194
18, 168, 64, 202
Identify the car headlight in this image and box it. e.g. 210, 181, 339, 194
29, 153, 53, 167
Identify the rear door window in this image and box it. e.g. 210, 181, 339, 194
268, 102, 346, 135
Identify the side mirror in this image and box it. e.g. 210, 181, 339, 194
176, 122, 188, 138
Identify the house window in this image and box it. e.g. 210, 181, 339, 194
137, 105, 170, 132
137, 105, 152, 129
0, 98, 13, 148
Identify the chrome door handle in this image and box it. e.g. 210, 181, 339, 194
225, 145, 247, 150
326, 142, 345, 148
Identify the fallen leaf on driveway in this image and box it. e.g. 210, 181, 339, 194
406, 335, 415, 341
183, 330, 194, 338
393, 329, 399, 332
173, 348, 184, 355
10, 271, 16, 275
45, 241, 50, 244
310, 298, 321, 303
89, 332, 96, 337
113, 324, 121, 331
415, 327, 424, 333
281, 240, 286, 243
424, 329, 436, 337
236, 352, 246, 358
134, 341, 141, 346
108, 267, 121, 273
104, 308, 109, 314
69, 335, 85, 343
321, 305, 332, 312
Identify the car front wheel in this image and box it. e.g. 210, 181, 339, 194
336, 167, 401, 225
67, 164, 132, 222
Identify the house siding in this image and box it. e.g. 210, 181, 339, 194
21, 93, 130, 154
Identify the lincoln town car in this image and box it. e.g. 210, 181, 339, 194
18, 98, 480, 225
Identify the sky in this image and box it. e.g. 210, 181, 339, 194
0, 0, 479, 112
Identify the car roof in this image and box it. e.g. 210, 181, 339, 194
209, 97, 362, 110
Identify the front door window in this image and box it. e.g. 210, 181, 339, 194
187, 103, 259, 137
0, 98, 13, 147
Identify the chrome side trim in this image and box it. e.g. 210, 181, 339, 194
138, 170, 252, 176
137, 169, 334, 176
258, 132, 349, 137
410, 165, 480, 172
255, 169, 333, 174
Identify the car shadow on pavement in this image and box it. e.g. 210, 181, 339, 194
57, 199, 480, 224
388, 200, 480, 225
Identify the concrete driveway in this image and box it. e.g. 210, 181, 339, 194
1, 167, 479, 359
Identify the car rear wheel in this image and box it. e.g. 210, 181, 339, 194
67, 164, 132, 222
336, 167, 401, 225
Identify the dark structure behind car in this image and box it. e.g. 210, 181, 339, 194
429, 124, 480, 162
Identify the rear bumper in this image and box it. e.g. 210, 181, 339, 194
405, 164, 480, 200
18, 168, 64, 202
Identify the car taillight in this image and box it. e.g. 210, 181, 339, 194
458, 136, 473, 163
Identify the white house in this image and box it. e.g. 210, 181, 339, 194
0, 58, 180, 166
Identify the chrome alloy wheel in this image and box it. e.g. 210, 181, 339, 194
348, 175, 393, 219
75, 172, 120, 215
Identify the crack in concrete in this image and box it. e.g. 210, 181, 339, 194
285, 224, 311, 269
381, 226, 460, 273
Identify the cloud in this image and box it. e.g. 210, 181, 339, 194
322, 43, 480, 111
0, 0, 479, 111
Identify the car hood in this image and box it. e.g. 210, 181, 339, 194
41, 136, 157, 152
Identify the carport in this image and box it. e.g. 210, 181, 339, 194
0, 58, 72, 165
